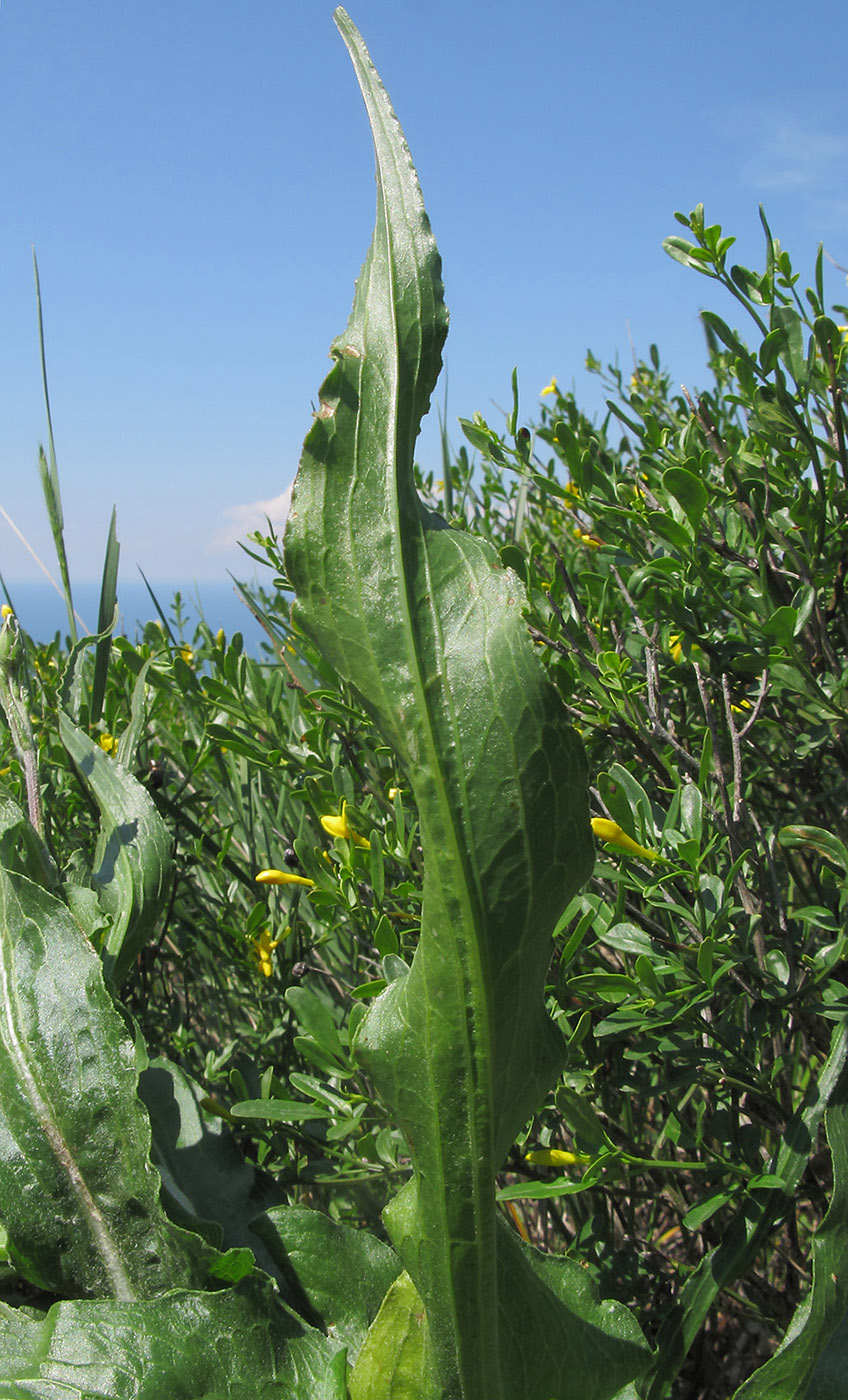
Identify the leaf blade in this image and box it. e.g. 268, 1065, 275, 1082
0, 870, 196, 1299
58, 709, 172, 989
284, 13, 615, 1398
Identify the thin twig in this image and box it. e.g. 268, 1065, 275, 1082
721, 675, 744, 826
551, 541, 603, 656
736, 670, 770, 740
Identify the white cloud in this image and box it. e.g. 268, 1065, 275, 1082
207, 484, 293, 555
742, 115, 848, 193
725, 109, 848, 238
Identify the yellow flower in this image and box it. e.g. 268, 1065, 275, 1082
179, 645, 194, 666
540, 377, 558, 397
249, 928, 283, 977
573, 528, 602, 549
320, 800, 371, 849
591, 817, 660, 862
255, 868, 316, 888
668, 633, 684, 664
562, 482, 582, 510
98, 732, 118, 756
0, 604, 13, 619
525, 1149, 592, 1167
388, 787, 400, 799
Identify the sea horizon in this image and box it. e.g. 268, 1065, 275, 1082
1, 575, 282, 654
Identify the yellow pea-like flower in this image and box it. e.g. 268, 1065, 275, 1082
320, 800, 371, 849
255, 869, 316, 888
591, 817, 660, 862
525, 1149, 592, 1168
248, 928, 283, 977
573, 528, 602, 548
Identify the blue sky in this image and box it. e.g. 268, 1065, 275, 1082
1, 0, 846, 591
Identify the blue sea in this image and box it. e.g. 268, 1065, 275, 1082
2, 577, 283, 655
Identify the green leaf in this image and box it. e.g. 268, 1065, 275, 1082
600, 922, 659, 959
598, 763, 655, 844
699, 310, 752, 361
778, 825, 848, 873
730, 263, 770, 306
0, 788, 57, 889
293, 1035, 354, 1078
663, 236, 717, 277
116, 656, 156, 768
680, 784, 703, 845
814, 316, 844, 364
351, 978, 388, 999
662, 466, 708, 532
282, 11, 643, 1398
555, 1084, 609, 1151
90, 507, 120, 725
349, 1271, 438, 1400
255, 1205, 403, 1364
682, 1188, 733, 1231
0, 1275, 348, 1399
230, 1099, 330, 1123
58, 709, 173, 988
286, 985, 347, 1066
771, 305, 806, 383
697, 936, 715, 987
646, 510, 692, 550
0, 868, 202, 1299
761, 607, 800, 649
495, 1226, 650, 1398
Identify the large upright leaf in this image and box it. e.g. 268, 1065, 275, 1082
0, 867, 211, 1300
284, 11, 647, 1397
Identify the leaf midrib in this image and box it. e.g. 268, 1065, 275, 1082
0, 873, 135, 1300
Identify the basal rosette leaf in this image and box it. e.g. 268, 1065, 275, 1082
0, 868, 217, 1299
253, 1204, 403, 1363
283, 11, 646, 1399
0, 1275, 347, 1399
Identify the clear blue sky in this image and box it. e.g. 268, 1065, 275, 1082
1, 0, 846, 588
